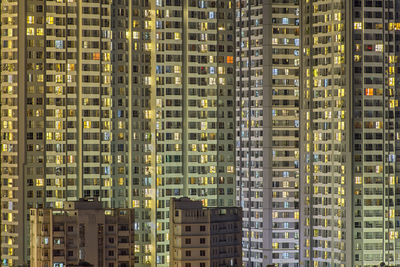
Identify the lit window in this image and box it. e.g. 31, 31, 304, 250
365, 88, 373, 96
375, 44, 383, 52
46, 16, 54, 24
226, 56, 233, 64
27, 28, 35, 36
36, 28, 44, 36
353, 22, 362, 29
132, 31, 139, 39
174, 66, 181, 73
36, 179, 44, 186
27, 16, 35, 24
55, 40, 64, 49
83, 121, 91, 129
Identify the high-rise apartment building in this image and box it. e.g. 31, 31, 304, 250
0, 0, 236, 266
131, 0, 236, 265
1, 0, 119, 265
236, 0, 300, 266
30, 199, 135, 267
300, 0, 400, 266
169, 197, 242, 267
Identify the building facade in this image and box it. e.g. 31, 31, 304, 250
300, 0, 400, 266
236, 0, 300, 266
169, 197, 242, 267
1, 0, 121, 265
30, 199, 135, 267
0, 0, 236, 266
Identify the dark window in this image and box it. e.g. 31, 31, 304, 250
185, 226, 191, 232
200, 250, 205, 256
200, 238, 206, 244
67, 226, 73, 232
185, 238, 191, 244
200, 225, 206, 231
186, 250, 191, 256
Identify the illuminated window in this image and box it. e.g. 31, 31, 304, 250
174, 66, 181, 73
36, 28, 44, 36
103, 53, 110, 61
55, 75, 63, 83
226, 56, 233, 64
83, 121, 91, 129
46, 16, 54, 24
365, 88, 373, 96
36, 179, 44, 186
132, 31, 139, 39
375, 44, 383, 52
27, 28, 35, 36
67, 64, 75, 71
355, 176, 362, 184
27, 16, 35, 24
353, 22, 362, 29
93, 53, 100, 60
174, 32, 181, 40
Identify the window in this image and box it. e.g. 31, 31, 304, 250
200, 238, 206, 244
354, 22, 363, 29
200, 250, 205, 256
200, 263, 205, 267
185, 264, 191, 267
365, 88, 374, 96
185, 238, 191, 244
47, 16, 54, 24
200, 225, 206, 231
226, 56, 233, 64
185, 250, 191, 256
67, 226, 73, 232
27, 16, 35, 24
27, 28, 35, 35
185, 226, 191, 232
